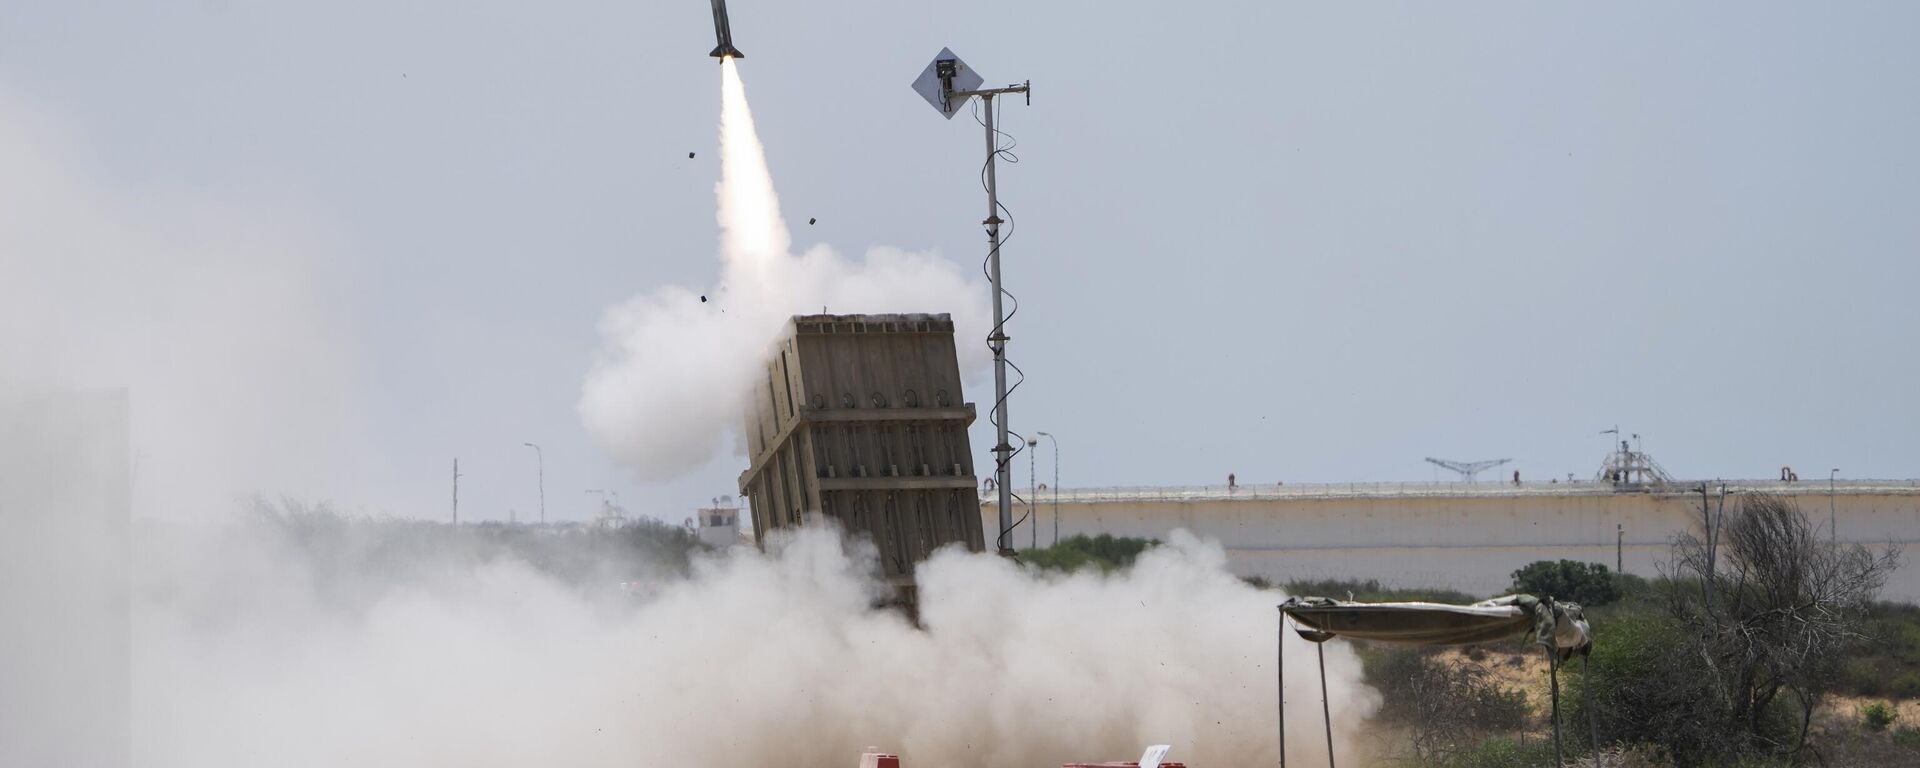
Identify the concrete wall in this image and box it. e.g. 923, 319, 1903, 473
987, 485, 1920, 601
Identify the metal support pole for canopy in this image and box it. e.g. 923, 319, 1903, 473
1317, 642, 1335, 768
1276, 607, 1287, 768
1585, 655, 1597, 758
1548, 649, 1564, 768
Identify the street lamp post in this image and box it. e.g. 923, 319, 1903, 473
1027, 437, 1039, 550
1037, 431, 1060, 546
523, 442, 545, 525
1830, 468, 1841, 541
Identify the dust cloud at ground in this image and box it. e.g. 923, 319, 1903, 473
129, 519, 1375, 767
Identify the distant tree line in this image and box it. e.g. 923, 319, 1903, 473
241, 496, 702, 610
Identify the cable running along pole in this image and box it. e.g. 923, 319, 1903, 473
982, 89, 1015, 553
915, 51, 1030, 555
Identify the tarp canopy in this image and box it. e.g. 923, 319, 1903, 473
1281, 594, 1592, 656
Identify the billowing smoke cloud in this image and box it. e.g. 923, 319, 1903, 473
578, 60, 990, 480
0, 88, 361, 766
0, 90, 361, 521
134, 522, 1376, 767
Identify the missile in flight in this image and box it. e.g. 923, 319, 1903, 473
709, 0, 744, 60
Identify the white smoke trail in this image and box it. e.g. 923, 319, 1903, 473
715, 58, 789, 300
579, 60, 990, 480
133, 522, 1377, 767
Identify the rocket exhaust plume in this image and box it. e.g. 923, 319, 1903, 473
579, 58, 988, 479
715, 58, 785, 298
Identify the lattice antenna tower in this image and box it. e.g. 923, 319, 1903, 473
1595, 431, 1675, 486
1425, 456, 1512, 483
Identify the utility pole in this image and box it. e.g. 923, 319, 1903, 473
451, 458, 461, 526
524, 442, 545, 524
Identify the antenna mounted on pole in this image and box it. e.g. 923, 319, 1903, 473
1424, 456, 1512, 483
912, 48, 1031, 555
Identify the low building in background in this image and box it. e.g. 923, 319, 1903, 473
693, 497, 743, 548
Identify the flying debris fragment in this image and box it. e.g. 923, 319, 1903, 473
708, 0, 744, 60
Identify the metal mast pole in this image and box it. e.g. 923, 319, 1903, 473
981, 91, 1016, 555
916, 53, 1028, 556
451, 458, 460, 526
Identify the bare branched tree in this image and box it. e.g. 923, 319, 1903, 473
1664, 492, 1901, 758
1369, 648, 1529, 764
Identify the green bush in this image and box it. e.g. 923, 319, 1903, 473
1894, 673, 1920, 700
1020, 534, 1156, 572
1509, 559, 1622, 606
1565, 610, 1803, 763
1863, 701, 1899, 732
1612, 571, 1654, 604
1840, 657, 1890, 697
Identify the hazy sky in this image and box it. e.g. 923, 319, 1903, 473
4, 2, 1916, 523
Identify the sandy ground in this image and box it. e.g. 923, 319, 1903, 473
1435, 646, 1919, 732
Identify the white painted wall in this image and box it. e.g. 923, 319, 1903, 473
989, 486, 1920, 601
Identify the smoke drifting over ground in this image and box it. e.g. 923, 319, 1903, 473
0, 91, 360, 521
579, 60, 990, 480
134, 518, 1374, 767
